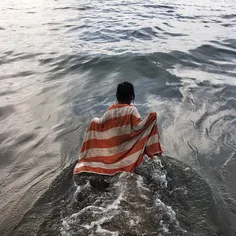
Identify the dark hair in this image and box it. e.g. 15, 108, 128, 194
116, 82, 135, 104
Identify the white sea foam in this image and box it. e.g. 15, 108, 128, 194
60, 219, 72, 236
61, 170, 189, 235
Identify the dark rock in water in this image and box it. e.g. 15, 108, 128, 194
11, 157, 221, 236
135, 157, 221, 236
73, 172, 111, 191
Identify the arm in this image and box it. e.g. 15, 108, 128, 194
131, 108, 163, 158
131, 107, 157, 132
131, 107, 142, 130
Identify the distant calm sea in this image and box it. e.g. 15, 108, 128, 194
0, 0, 236, 235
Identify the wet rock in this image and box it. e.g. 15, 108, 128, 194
11, 157, 221, 236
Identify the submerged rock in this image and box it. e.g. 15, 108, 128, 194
11, 156, 221, 236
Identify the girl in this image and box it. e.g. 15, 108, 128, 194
73, 81, 163, 179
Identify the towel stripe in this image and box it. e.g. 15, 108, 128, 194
80, 120, 155, 159
79, 134, 159, 164
88, 114, 141, 132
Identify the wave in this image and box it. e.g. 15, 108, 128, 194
221, 14, 236, 19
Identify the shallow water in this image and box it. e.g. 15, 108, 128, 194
0, 0, 236, 235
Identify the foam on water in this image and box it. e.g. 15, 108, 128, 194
60, 169, 184, 236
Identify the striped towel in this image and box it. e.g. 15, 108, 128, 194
73, 103, 163, 175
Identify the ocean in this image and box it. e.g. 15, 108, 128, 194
0, 0, 236, 235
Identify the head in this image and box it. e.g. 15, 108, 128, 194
116, 82, 135, 105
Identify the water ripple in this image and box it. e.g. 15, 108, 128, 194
0, 0, 236, 235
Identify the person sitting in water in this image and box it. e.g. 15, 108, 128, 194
73, 81, 163, 181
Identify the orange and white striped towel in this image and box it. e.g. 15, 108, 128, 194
73, 103, 163, 175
